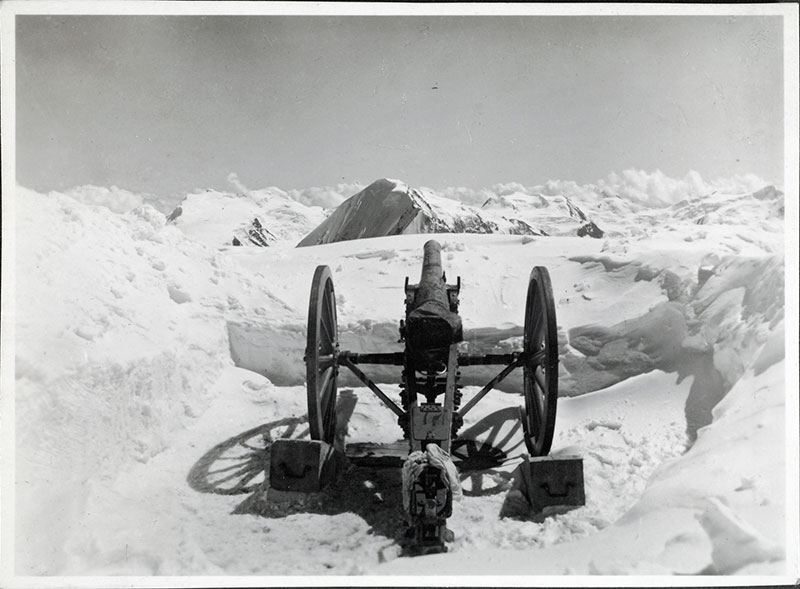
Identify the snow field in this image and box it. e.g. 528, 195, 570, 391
422, 371, 692, 556
48, 368, 692, 576
8, 181, 791, 578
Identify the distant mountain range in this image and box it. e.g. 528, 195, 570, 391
165, 178, 783, 249
297, 178, 557, 247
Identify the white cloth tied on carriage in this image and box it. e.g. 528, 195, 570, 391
401, 444, 463, 514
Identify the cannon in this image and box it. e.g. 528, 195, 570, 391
301, 239, 562, 553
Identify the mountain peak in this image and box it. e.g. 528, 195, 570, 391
296, 179, 544, 247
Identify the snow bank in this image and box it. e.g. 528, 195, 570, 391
376, 349, 787, 576
623, 356, 787, 574
13, 186, 295, 573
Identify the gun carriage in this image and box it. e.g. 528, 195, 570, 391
303, 239, 560, 554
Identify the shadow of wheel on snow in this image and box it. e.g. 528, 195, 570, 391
452, 406, 525, 497
186, 416, 309, 496
186, 394, 527, 539
231, 390, 407, 542
185, 391, 408, 542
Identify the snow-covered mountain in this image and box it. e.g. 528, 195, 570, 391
296, 178, 784, 248
667, 184, 784, 227
5, 173, 793, 580
159, 175, 783, 255
297, 178, 546, 247
479, 189, 603, 237
167, 187, 327, 247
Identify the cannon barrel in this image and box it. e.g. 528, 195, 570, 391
405, 240, 463, 368
416, 240, 449, 309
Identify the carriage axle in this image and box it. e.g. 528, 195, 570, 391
339, 350, 530, 423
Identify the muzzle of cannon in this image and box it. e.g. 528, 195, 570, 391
403, 240, 463, 370
283, 238, 581, 556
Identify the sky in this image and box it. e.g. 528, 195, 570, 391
14, 13, 785, 199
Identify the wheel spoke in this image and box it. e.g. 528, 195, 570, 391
527, 385, 541, 438
320, 289, 329, 324
527, 348, 546, 366
532, 380, 545, 428
321, 370, 336, 437
323, 392, 336, 436
320, 304, 334, 347
526, 370, 541, 431
325, 293, 338, 343
532, 299, 543, 345
317, 366, 334, 396
319, 392, 332, 424
534, 364, 548, 395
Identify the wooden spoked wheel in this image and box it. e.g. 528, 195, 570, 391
305, 265, 339, 443
521, 266, 559, 456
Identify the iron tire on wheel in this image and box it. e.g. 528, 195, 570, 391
305, 265, 339, 444
522, 266, 558, 456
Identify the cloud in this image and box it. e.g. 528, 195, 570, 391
428, 169, 772, 210
222, 178, 360, 209
708, 173, 770, 195
226, 172, 253, 199
597, 169, 687, 206
539, 179, 593, 201
490, 182, 530, 197
62, 185, 145, 214
594, 169, 770, 206
287, 183, 363, 209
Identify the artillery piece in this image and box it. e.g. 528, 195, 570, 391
296, 239, 564, 553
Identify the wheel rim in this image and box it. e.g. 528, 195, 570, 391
306, 265, 338, 443
522, 266, 558, 456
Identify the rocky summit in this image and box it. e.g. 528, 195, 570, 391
297, 178, 546, 247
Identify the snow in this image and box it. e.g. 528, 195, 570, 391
168, 187, 327, 247
294, 174, 784, 251
436, 169, 775, 213
2, 173, 796, 583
